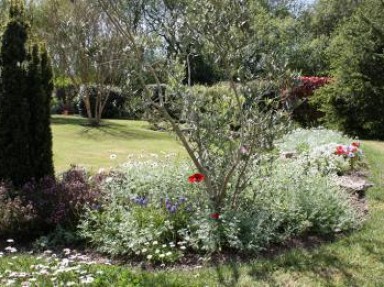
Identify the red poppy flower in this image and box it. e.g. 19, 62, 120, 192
210, 213, 220, 220
351, 142, 360, 148
188, 173, 205, 183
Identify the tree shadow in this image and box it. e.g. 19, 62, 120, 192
215, 259, 241, 287
207, 232, 384, 287
79, 124, 174, 142
248, 251, 357, 287
51, 116, 89, 126
51, 115, 176, 142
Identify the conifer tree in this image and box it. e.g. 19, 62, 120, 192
0, 1, 32, 186
0, 1, 54, 186
27, 44, 55, 179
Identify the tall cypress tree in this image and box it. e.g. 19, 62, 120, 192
39, 46, 54, 177
0, 1, 54, 186
0, 1, 32, 187
27, 44, 55, 179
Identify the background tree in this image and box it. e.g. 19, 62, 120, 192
288, 0, 362, 75
27, 44, 55, 179
313, 0, 384, 139
36, 0, 133, 126
0, 0, 54, 186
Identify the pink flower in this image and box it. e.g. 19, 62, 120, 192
240, 145, 249, 155
349, 145, 358, 153
335, 145, 347, 155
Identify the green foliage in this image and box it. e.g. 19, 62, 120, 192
0, 2, 54, 186
79, 154, 359, 262
78, 164, 205, 261
53, 81, 78, 114
288, 0, 362, 75
313, 0, 384, 139
0, 182, 37, 239
28, 45, 55, 179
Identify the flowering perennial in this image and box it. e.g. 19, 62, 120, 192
334, 142, 362, 158
188, 173, 205, 183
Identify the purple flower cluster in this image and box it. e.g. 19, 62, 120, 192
133, 196, 148, 207
165, 196, 188, 213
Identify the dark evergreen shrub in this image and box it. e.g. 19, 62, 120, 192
312, 0, 384, 139
0, 2, 54, 186
54, 83, 78, 114
0, 2, 32, 187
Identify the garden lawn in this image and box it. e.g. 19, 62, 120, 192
1, 141, 384, 286
51, 115, 186, 173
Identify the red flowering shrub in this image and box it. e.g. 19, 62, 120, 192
282, 76, 331, 126
294, 76, 331, 99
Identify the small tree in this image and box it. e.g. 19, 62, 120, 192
38, 0, 132, 126
99, 0, 290, 213
0, 0, 54, 186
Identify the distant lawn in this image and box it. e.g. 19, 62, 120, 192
52, 115, 186, 173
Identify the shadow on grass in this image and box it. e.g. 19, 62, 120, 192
212, 221, 384, 286
51, 115, 89, 126
249, 251, 358, 286
91, 125, 173, 141
51, 115, 174, 141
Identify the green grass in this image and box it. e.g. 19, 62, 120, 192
51, 115, 186, 173
1, 138, 384, 286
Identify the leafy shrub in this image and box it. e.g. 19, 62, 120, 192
292, 76, 331, 99
78, 163, 206, 262
0, 182, 37, 239
0, 167, 103, 239
280, 76, 330, 127
311, 0, 384, 139
53, 83, 78, 114
22, 167, 102, 232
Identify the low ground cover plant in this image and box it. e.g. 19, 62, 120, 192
78, 133, 360, 263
